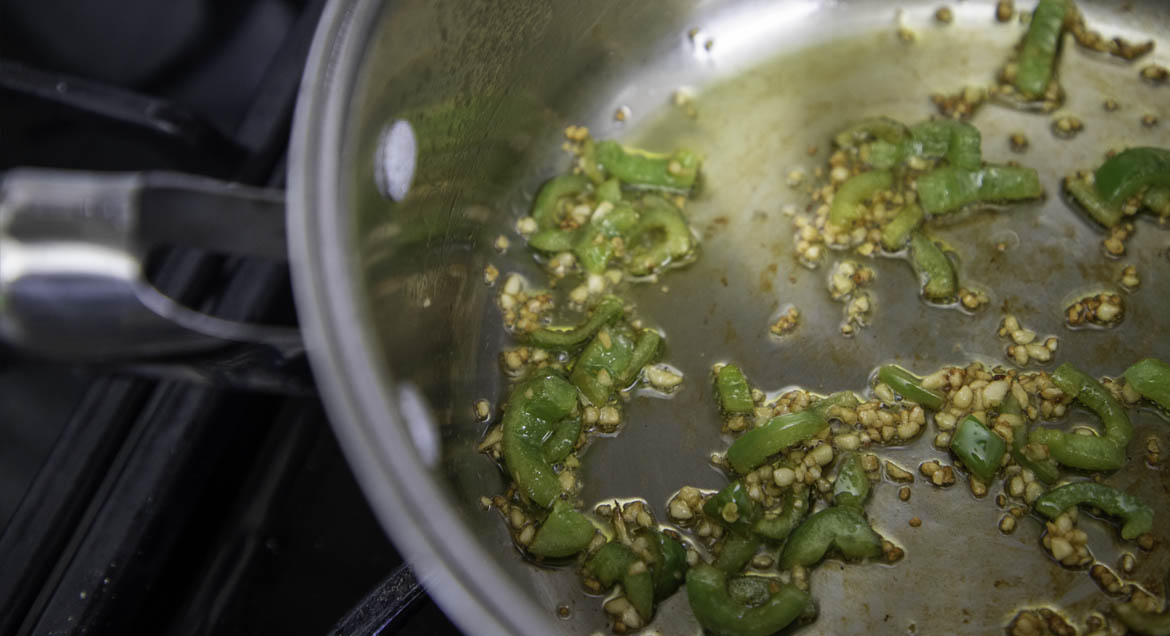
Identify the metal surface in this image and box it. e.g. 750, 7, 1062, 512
326, 563, 427, 636
0, 169, 300, 359
292, 0, 1170, 634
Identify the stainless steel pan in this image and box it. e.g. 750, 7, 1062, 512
5, 0, 1170, 633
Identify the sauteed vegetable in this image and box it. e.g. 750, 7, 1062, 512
475, 2, 1170, 633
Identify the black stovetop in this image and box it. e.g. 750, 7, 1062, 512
0, 1, 459, 634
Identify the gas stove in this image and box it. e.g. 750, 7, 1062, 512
0, 1, 459, 634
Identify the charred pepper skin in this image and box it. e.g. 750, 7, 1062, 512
686, 564, 810, 636
1034, 481, 1153, 540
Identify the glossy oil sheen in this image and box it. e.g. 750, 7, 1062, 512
325, 1, 1170, 633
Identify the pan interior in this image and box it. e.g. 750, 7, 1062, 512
341, 1, 1170, 632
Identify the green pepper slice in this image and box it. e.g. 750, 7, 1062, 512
527, 500, 596, 558
726, 411, 828, 475
1125, 358, 1170, 410
625, 569, 655, 621
1144, 185, 1170, 216
833, 452, 872, 508
569, 327, 636, 405
1095, 147, 1170, 208
1029, 361, 1133, 472
586, 541, 656, 620
541, 415, 582, 464
877, 364, 945, 410
828, 170, 894, 227
1065, 175, 1123, 228
1002, 393, 1061, 484
778, 506, 883, 569
532, 174, 590, 229
703, 480, 758, 535
587, 541, 637, 586
525, 296, 624, 350
501, 371, 580, 508
1014, 0, 1071, 99
616, 329, 661, 388
951, 415, 1006, 483
597, 178, 623, 204
685, 564, 810, 636
1051, 363, 1132, 447
862, 119, 982, 170
529, 227, 580, 253
810, 391, 861, 420
880, 203, 924, 251
637, 528, 688, 600
917, 165, 1043, 215
716, 364, 755, 414
626, 196, 694, 275
595, 140, 700, 191
1027, 428, 1126, 471
713, 531, 763, 573
574, 203, 640, 274
834, 117, 911, 149
751, 488, 810, 541
1033, 481, 1153, 540
908, 120, 983, 170
909, 231, 958, 302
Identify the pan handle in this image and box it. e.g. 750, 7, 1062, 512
0, 168, 303, 361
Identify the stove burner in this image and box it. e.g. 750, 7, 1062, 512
0, 1, 459, 633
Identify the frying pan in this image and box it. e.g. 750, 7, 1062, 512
3, 0, 1169, 633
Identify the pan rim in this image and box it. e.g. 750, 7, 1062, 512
286, 0, 557, 633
